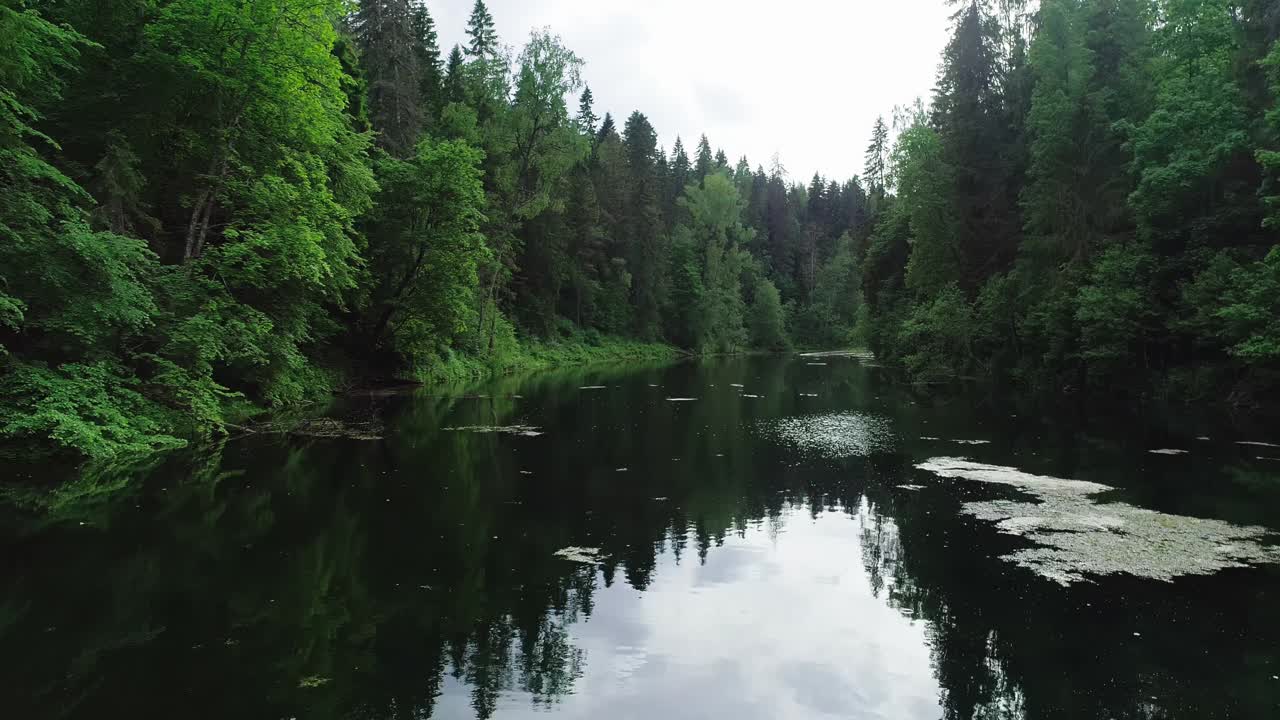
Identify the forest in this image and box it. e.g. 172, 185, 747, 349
1, 0, 1279, 461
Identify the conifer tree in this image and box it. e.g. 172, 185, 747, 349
864, 115, 889, 191
464, 0, 498, 60
355, 0, 424, 156
577, 85, 598, 136
695, 134, 713, 183
443, 44, 466, 104
411, 1, 444, 122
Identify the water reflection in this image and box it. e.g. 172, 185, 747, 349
2, 357, 1279, 719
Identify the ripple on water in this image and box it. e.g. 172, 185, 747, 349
915, 457, 1280, 585
757, 411, 897, 459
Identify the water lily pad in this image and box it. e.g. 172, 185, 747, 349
915, 457, 1280, 585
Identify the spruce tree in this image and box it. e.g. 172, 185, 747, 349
864, 115, 888, 192
694, 134, 713, 183
354, 0, 424, 156
622, 111, 667, 338
596, 112, 616, 145
464, 0, 497, 60
577, 85, 598, 136
411, 1, 443, 122
443, 44, 465, 104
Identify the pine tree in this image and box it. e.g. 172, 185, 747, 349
577, 85, 598, 136
714, 148, 729, 170
464, 0, 497, 60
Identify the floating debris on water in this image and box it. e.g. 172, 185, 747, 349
743, 394, 762, 398
800, 393, 819, 397
616, 467, 628, 472
652, 496, 668, 501
554, 546, 603, 564
806, 363, 828, 366
1196, 436, 1211, 441
799, 350, 875, 360
1148, 449, 1189, 455
952, 439, 991, 445
666, 397, 697, 402
444, 425, 543, 437
897, 485, 926, 491
579, 385, 607, 390
915, 457, 1280, 585
1237, 441, 1280, 448
730, 383, 745, 388
920, 436, 941, 441
757, 412, 897, 459
298, 676, 331, 689
519, 470, 534, 475
284, 418, 384, 441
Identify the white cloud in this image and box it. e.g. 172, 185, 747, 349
431, 0, 952, 182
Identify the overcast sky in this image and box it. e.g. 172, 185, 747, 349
432, 0, 951, 184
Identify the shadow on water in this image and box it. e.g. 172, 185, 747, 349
2, 356, 1279, 719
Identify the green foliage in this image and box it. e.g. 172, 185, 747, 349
1074, 243, 1157, 377
748, 278, 790, 351
363, 138, 488, 365
1186, 248, 1280, 363
0, 362, 185, 461
899, 284, 973, 383
1260, 40, 1280, 230
893, 120, 959, 296
1124, 0, 1253, 240
675, 173, 752, 353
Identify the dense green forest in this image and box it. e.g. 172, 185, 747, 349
1, 0, 1278, 461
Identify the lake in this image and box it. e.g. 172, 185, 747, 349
4, 354, 1280, 719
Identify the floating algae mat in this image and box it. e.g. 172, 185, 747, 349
916, 457, 1280, 585
757, 411, 897, 459
553, 546, 603, 564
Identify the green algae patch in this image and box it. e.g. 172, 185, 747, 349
553, 547, 602, 564
916, 457, 1280, 585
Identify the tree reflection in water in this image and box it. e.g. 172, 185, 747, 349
3, 356, 1280, 720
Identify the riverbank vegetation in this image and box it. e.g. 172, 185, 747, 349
862, 0, 1280, 402
2, 0, 1278, 460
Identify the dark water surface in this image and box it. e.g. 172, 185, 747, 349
4, 355, 1280, 719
